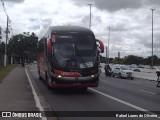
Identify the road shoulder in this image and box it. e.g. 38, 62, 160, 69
0, 66, 40, 120
25, 64, 58, 120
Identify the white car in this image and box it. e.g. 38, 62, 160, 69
112, 65, 134, 79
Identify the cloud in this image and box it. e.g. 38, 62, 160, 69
94, 0, 143, 12
1, 0, 160, 58
38, 18, 52, 37
72, 0, 143, 12
146, 0, 160, 5
4, 0, 24, 3
81, 15, 90, 27
72, 0, 92, 6
28, 25, 40, 30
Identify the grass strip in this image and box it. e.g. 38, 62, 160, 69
0, 64, 17, 83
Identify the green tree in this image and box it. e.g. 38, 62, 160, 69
8, 32, 38, 65
144, 55, 158, 66
100, 55, 106, 63
112, 57, 124, 64
100, 55, 114, 63
0, 42, 5, 53
123, 55, 143, 65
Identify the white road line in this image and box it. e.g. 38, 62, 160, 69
130, 81, 141, 85
29, 70, 38, 71
25, 67, 47, 120
89, 88, 156, 115
139, 89, 156, 95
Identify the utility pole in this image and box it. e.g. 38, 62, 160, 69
4, 16, 9, 67
151, 9, 155, 69
0, 26, 2, 41
88, 3, 93, 29
108, 27, 111, 64
106, 46, 107, 64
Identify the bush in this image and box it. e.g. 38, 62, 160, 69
0, 65, 17, 83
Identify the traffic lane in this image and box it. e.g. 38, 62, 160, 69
30, 74, 137, 111
28, 78, 155, 119
101, 67, 157, 81
27, 64, 159, 120
134, 72, 157, 81
28, 62, 160, 110
26, 64, 155, 120
100, 74, 160, 108
99, 74, 160, 111
29, 63, 160, 109
101, 73, 159, 92
101, 72, 159, 92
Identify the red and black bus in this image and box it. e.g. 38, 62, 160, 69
37, 26, 104, 89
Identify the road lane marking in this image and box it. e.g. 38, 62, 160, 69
130, 81, 141, 85
89, 88, 157, 115
29, 70, 38, 71
25, 67, 47, 120
139, 89, 156, 95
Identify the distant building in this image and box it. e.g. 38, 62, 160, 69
118, 52, 120, 59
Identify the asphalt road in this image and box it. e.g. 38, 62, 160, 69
27, 64, 160, 120
134, 72, 157, 81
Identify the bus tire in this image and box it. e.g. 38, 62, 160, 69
83, 87, 88, 90
38, 70, 43, 80
45, 72, 52, 89
80, 87, 88, 91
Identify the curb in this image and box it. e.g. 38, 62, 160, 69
25, 65, 58, 120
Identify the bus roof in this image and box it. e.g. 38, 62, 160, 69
48, 26, 94, 36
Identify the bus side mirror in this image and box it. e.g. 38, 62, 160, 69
96, 39, 104, 53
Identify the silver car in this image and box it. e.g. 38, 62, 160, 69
112, 65, 134, 79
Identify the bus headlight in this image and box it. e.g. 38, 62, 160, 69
58, 75, 62, 78
91, 74, 97, 78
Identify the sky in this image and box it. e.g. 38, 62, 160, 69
0, 0, 160, 58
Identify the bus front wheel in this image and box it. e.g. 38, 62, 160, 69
45, 72, 52, 89
80, 87, 88, 91
38, 70, 43, 80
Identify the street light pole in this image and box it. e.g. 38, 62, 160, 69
106, 46, 107, 64
4, 16, 9, 67
151, 9, 155, 69
108, 27, 111, 64
88, 3, 93, 29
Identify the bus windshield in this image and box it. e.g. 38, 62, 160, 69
52, 35, 96, 70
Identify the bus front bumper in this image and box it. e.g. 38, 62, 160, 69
50, 74, 99, 88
